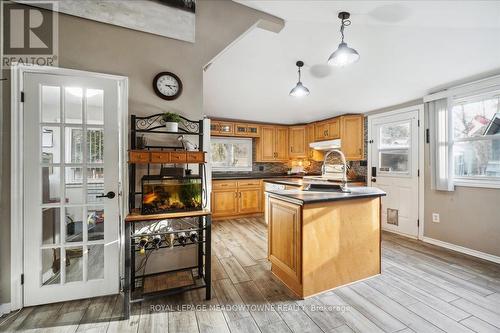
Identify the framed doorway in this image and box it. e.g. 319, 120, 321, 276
367, 105, 425, 240
10, 64, 128, 309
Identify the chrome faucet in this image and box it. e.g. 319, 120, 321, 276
322, 149, 349, 192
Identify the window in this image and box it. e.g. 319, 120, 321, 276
452, 92, 500, 184
378, 121, 411, 173
211, 137, 252, 172
66, 128, 104, 183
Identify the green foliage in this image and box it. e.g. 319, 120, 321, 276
179, 180, 202, 208
162, 112, 181, 123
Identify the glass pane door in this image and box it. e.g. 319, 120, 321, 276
40, 85, 106, 285
24, 72, 120, 306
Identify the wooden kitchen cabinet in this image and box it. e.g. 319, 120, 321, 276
210, 121, 234, 136
340, 115, 364, 160
256, 126, 289, 162
314, 118, 339, 141
238, 188, 262, 214
289, 126, 307, 158
268, 198, 302, 289
212, 179, 263, 218
211, 189, 238, 217
234, 123, 260, 137
266, 193, 381, 298
306, 124, 324, 161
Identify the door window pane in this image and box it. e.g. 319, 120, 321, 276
42, 208, 60, 245
65, 127, 84, 163
65, 207, 83, 242
380, 122, 410, 148
42, 126, 60, 164
42, 248, 60, 285
454, 140, 500, 177
41, 86, 61, 123
88, 244, 104, 280
87, 168, 104, 204
87, 206, 104, 241
87, 129, 104, 163
64, 87, 83, 124
86, 89, 104, 125
42, 166, 61, 204
65, 167, 84, 204
65, 247, 83, 283
379, 149, 409, 173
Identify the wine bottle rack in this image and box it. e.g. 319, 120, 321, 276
123, 113, 211, 319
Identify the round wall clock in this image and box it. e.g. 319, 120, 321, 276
153, 72, 183, 100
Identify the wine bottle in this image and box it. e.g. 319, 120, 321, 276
177, 232, 187, 247
152, 235, 162, 249
138, 237, 148, 254
189, 230, 198, 243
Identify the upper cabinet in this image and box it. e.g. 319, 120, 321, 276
209, 116, 365, 161
256, 125, 289, 162
234, 122, 260, 137
314, 118, 340, 141
211, 120, 234, 136
340, 115, 364, 160
289, 126, 307, 158
211, 120, 259, 138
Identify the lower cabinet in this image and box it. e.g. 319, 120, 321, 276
211, 190, 238, 216
267, 198, 302, 290
211, 180, 262, 218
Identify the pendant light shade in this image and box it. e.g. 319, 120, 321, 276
328, 42, 360, 67
289, 61, 310, 97
328, 12, 359, 67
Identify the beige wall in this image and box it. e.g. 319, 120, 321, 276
423, 109, 500, 257
0, 1, 283, 304
370, 101, 500, 258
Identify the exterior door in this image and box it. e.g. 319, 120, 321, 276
369, 110, 419, 238
23, 73, 120, 306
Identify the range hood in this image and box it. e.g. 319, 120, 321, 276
309, 139, 341, 150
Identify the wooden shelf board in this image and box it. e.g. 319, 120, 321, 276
125, 209, 211, 222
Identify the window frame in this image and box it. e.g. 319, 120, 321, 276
211, 137, 253, 172
451, 91, 500, 188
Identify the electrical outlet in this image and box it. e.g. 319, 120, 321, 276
432, 213, 440, 223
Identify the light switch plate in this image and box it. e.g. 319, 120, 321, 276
432, 213, 440, 223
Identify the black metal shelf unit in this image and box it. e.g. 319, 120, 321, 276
124, 113, 211, 317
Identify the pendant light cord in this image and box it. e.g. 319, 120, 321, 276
339, 17, 351, 43
297, 66, 302, 82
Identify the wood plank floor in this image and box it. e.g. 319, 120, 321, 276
2, 216, 500, 333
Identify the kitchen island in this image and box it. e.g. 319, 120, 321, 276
265, 183, 385, 298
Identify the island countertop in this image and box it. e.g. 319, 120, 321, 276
263, 177, 366, 187
266, 186, 385, 205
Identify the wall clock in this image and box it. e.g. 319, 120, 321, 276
153, 72, 183, 100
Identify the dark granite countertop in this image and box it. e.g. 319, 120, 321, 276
266, 187, 386, 205
264, 178, 366, 187
212, 173, 320, 180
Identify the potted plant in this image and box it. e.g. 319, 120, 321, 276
162, 112, 181, 132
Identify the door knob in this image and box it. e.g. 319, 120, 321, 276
96, 191, 116, 199
371, 178, 377, 183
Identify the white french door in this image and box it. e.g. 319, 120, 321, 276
23, 73, 120, 306
369, 109, 420, 238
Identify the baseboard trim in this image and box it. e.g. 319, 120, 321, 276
0, 303, 11, 317
382, 228, 419, 240
422, 237, 500, 264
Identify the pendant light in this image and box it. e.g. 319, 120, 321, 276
328, 12, 359, 67
289, 61, 310, 97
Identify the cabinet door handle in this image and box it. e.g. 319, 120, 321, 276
290, 146, 293, 153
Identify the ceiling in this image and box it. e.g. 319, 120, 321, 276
203, 1, 500, 124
